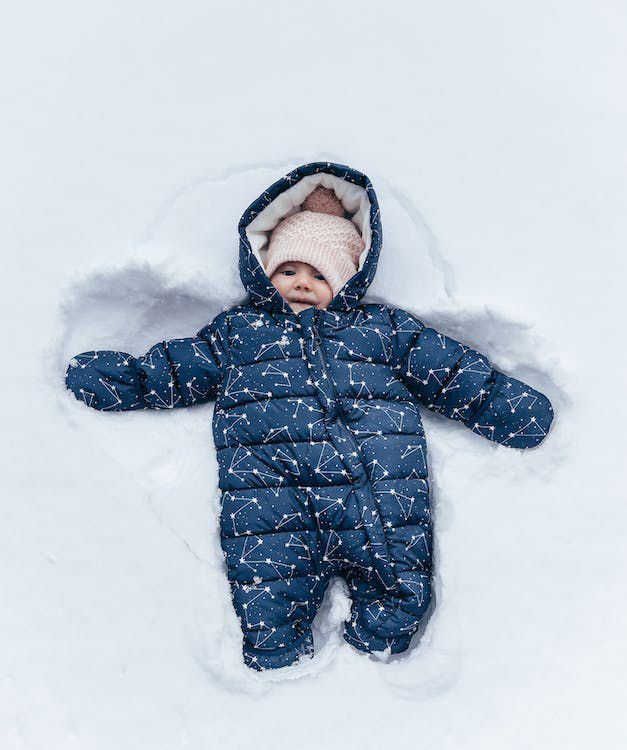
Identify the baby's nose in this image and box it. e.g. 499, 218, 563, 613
295, 276, 311, 289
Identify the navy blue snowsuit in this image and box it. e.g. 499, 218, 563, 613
66, 162, 554, 670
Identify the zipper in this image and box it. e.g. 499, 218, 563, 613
312, 310, 362, 468
312, 310, 398, 590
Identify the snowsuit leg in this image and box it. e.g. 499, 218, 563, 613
219, 488, 332, 670
343, 522, 433, 655
229, 572, 329, 670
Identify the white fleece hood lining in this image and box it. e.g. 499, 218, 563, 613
246, 173, 372, 277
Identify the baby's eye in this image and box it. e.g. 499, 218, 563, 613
314, 274, 325, 281
281, 270, 296, 276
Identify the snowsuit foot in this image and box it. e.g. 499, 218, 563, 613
243, 622, 315, 671
343, 571, 431, 655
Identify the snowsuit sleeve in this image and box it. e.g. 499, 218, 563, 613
389, 308, 554, 449
65, 312, 229, 411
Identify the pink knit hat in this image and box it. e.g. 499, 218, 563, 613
264, 186, 365, 296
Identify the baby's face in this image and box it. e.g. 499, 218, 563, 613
269, 261, 334, 313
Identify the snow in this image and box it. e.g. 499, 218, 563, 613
2, 2, 626, 748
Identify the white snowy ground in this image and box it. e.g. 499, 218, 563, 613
2, 2, 626, 748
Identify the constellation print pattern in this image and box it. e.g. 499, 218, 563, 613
66, 161, 554, 671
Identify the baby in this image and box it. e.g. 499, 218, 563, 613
66, 162, 554, 671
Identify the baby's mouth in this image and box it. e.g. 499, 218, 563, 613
290, 296, 315, 305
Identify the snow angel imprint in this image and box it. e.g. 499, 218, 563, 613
66, 162, 554, 670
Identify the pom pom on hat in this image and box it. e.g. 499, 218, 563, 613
301, 186, 345, 217
265, 186, 365, 297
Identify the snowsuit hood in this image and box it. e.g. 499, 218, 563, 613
238, 162, 382, 314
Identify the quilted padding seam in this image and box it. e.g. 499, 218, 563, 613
219, 470, 428, 492
215, 431, 426, 452
231, 570, 324, 588
464, 370, 505, 425
161, 342, 185, 404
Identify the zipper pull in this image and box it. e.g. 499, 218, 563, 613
311, 308, 321, 349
